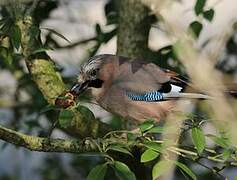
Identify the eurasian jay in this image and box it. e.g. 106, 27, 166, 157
68, 54, 222, 122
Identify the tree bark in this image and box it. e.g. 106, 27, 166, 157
117, 0, 152, 59
0, 124, 100, 153
116, 1, 153, 179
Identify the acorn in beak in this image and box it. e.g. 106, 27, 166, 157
69, 81, 90, 96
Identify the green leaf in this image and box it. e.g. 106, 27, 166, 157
0, 18, 8, 28
95, 24, 105, 42
194, 0, 206, 15
141, 149, 159, 163
113, 161, 136, 180
0, 46, 13, 65
11, 24, 21, 50
147, 126, 164, 134
0, 46, 8, 56
191, 127, 205, 154
127, 132, 138, 141
76, 105, 95, 122
174, 161, 197, 180
189, 21, 203, 38
29, 26, 40, 40
5, 54, 13, 66
41, 27, 70, 43
0, 18, 13, 33
206, 134, 229, 148
152, 160, 172, 179
139, 119, 154, 133
39, 105, 58, 114
58, 109, 74, 128
95, 23, 102, 34
106, 145, 133, 157
222, 149, 231, 160
87, 163, 108, 180
203, 9, 215, 22
143, 141, 162, 153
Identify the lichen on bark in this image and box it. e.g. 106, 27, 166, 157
30, 59, 65, 104
0, 124, 100, 153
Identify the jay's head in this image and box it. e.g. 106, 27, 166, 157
70, 54, 115, 96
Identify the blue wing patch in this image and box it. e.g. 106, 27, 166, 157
126, 91, 164, 102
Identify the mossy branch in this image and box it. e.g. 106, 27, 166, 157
16, 16, 66, 105
13, 13, 111, 138
0, 124, 99, 153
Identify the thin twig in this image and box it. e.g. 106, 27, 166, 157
187, 157, 226, 179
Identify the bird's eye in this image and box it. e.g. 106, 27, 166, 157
90, 69, 97, 76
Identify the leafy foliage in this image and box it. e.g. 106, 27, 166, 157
82, 118, 237, 179
190, 0, 215, 39
203, 9, 215, 22
138, 119, 154, 133
87, 164, 108, 180
58, 109, 74, 128
140, 149, 159, 163
10, 24, 21, 50
194, 0, 206, 15
194, 0, 215, 22
191, 127, 206, 154
174, 161, 197, 180
152, 160, 172, 179
189, 21, 203, 38
106, 144, 133, 157
113, 161, 136, 180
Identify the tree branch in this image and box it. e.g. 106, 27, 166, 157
0, 123, 100, 153
12, 10, 111, 138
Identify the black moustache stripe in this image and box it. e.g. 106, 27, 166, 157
88, 79, 104, 88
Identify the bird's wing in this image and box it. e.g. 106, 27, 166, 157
114, 60, 187, 93
113, 59, 209, 100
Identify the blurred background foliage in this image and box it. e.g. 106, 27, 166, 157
0, 0, 236, 180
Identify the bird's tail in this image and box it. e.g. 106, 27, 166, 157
229, 91, 237, 98
126, 85, 236, 102
225, 84, 237, 98
163, 88, 237, 100
163, 92, 212, 100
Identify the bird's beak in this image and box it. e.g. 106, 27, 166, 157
70, 81, 89, 96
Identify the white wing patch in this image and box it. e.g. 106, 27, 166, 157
170, 84, 183, 93
162, 84, 183, 99
162, 84, 210, 99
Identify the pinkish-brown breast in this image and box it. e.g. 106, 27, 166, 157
94, 85, 176, 122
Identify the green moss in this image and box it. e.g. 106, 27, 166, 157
30, 59, 65, 104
